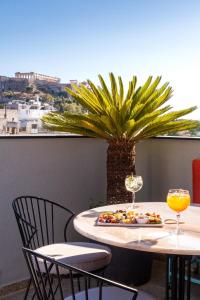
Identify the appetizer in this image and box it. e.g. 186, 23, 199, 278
98, 210, 162, 225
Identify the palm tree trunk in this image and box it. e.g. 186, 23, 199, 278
107, 140, 136, 204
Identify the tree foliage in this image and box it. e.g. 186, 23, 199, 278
42, 73, 199, 141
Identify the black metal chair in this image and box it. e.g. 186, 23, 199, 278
23, 247, 155, 300
13, 196, 112, 299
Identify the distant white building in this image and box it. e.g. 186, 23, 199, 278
18, 97, 52, 133
7, 100, 26, 110
4, 96, 54, 134
5, 118, 19, 134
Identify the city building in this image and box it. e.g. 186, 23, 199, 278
69, 79, 91, 90
15, 72, 60, 83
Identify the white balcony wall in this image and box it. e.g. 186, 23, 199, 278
0, 137, 200, 288
0, 137, 107, 288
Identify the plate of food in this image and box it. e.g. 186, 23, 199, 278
96, 210, 163, 227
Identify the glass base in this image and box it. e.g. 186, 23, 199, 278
127, 203, 139, 210
169, 228, 184, 236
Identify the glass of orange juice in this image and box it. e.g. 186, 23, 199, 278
167, 189, 190, 234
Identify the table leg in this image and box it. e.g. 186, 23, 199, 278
186, 259, 191, 299
171, 256, 178, 299
179, 257, 185, 299
166, 255, 170, 300
166, 255, 192, 300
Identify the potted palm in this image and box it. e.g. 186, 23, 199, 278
43, 73, 198, 204
42, 74, 199, 286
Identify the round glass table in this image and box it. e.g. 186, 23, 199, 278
74, 202, 200, 300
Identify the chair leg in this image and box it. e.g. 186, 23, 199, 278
77, 276, 81, 291
24, 278, 32, 300
194, 261, 199, 274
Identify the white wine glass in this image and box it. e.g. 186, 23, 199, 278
125, 174, 143, 208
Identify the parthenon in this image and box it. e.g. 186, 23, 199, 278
15, 72, 60, 83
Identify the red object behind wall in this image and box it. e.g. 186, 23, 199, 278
192, 159, 200, 203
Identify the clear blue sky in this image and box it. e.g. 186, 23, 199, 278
1, 0, 200, 117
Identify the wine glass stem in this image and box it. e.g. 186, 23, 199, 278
176, 213, 180, 234
132, 192, 135, 207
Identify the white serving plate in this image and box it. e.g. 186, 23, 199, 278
96, 219, 163, 227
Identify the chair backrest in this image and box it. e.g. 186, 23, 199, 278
13, 196, 75, 249
23, 247, 138, 300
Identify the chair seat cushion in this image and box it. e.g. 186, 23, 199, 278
65, 286, 155, 300
34, 242, 112, 274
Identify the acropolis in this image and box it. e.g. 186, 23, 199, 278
15, 71, 60, 83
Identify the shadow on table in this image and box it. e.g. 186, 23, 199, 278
81, 210, 99, 218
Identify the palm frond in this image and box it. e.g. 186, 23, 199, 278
118, 76, 124, 104
65, 86, 101, 114
43, 112, 111, 139
134, 120, 200, 141
98, 74, 113, 105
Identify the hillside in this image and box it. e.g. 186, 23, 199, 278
0, 76, 71, 103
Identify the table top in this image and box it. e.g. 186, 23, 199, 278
73, 202, 200, 256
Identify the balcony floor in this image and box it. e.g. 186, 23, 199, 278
1, 259, 200, 300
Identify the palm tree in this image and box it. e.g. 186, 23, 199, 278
42, 73, 199, 204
